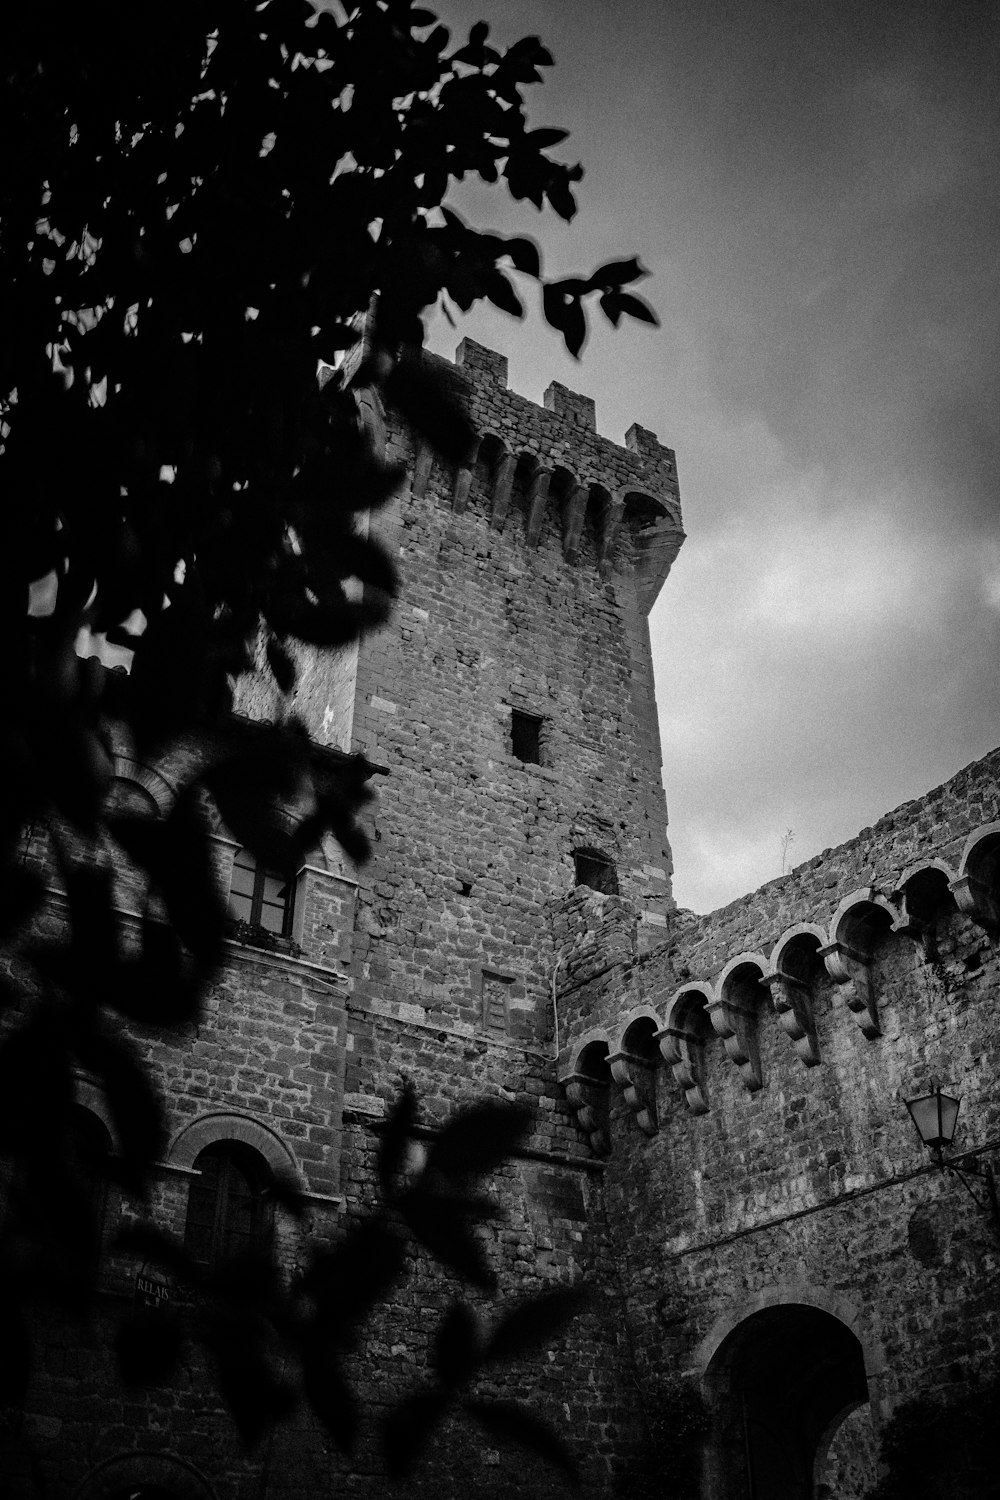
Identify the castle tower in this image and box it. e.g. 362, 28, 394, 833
254, 339, 686, 1049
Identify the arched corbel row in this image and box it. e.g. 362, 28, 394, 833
490, 450, 518, 531
951, 823, 1000, 935
764, 924, 826, 1068
890, 860, 957, 958
709, 955, 768, 1092
820, 888, 895, 1039
616, 484, 687, 612
571, 815, 1000, 1135
597, 494, 625, 579
608, 1009, 662, 1136
456, 430, 505, 516
452, 466, 472, 513
525, 465, 552, 548
411, 441, 434, 499
561, 481, 590, 564
557, 1032, 612, 1157
656, 984, 713, 1116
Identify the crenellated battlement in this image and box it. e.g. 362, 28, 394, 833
401, 339, 685, 613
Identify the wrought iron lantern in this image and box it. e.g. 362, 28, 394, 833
904, 1082, 961, 1156
903, 1081, 999, 1233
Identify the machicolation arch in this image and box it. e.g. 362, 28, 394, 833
556, 812, 1000, 1155
710, 953, 770, 1093
608, 1008, 662, 1136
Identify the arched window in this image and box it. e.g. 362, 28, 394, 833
69, 1103, 114, 1248
111, 1488, 178, 1500
106, 777, 160, 820
573, 847, 619, 895
227, 849, 294, 937
184, 1142, 272, 1266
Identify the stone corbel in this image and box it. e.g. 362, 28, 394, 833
490, 453, 516, 530
411, 442, 434, 498
761, 970, 820, 1067
607, 1048, 658, 1136
706, 997, 762, 1092
949, 874, 1000, 936
818, 941, 881, 1038
559, 1072, 610, 1157
655, 1026, 709, 1116
525, 468, 551, 548
562, 482, 589, 564
452, 466, 472, 514
888, 893, 936, 959
597, 496, 625, 579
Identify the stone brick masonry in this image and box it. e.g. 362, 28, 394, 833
5, 342, 1000, 1500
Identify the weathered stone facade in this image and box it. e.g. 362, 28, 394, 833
5, 342, 999, 1500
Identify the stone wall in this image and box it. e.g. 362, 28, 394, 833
8, 337, 1000, 1500
554, 744, 1000, 1497
3, 344, 686, 1499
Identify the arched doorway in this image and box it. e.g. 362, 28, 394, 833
73, 1453, 216, 1500
705, 1303, 873, 1500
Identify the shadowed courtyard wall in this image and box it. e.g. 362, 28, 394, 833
4, 344, 999, 1500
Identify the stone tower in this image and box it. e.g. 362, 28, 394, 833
266, 337, 685, 1048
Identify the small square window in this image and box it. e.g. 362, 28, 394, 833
574, 849, 619, 895
511, 710, 542, 765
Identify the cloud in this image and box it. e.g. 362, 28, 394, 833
425, 0, 1000, 916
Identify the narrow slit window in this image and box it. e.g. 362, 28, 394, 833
511, 710, 542, 765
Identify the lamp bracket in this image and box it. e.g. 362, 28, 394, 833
942, 1157, 1000, 1229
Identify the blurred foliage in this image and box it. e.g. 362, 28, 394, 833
112, 1091, 588, 1472
630, 1373, 709, 1500
0, 0, 648, 1474
862, 1375, 1000, 1500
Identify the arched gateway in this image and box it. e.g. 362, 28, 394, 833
702, 1301, 878, 1500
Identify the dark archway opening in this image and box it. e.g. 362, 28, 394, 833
706, 1304, 870, 1500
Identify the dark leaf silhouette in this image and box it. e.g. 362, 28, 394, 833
300, 1219, 406, 1346
379, 1084, 419, 1199
265, 636, 298, 695
503, 235, 542, 278
107, 914, 203, 1027
63, 864, 119, 1008
612, 290, 659, 326
1, 0, 637, 1470
266, 1167, 308, 1222
398, 1187, 497, 1291
0, 1294, 32, 1407
590, 256, 647, 288
383, 352, 477, 466
203, 1308, 296, 1449
486, 1285, 590, 1364
116, 1221, 201, 1286
427, 1101, 533, 1182
383, 1388, 452, 1477
542, 282, 587, 359
76, 1026, 167, 1196
0, 1011, 73, 1158
115, 1311, 184, 1387
301, 1342, 358, 1453
463, 1397, 579, 1479
158, 789, 227, 968
0, 865, 44, 941
434, 1302, 484, 1387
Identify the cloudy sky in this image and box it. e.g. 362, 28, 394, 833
426, 0, 1000, 913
